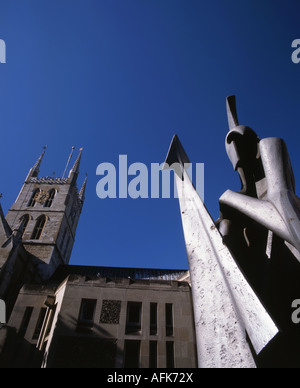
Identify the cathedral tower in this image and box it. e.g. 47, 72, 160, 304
1, 148, 87, 282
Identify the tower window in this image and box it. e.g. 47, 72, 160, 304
27, 189, 39, 207
19, 214, 30, 237
43, 189, 56, 208
31, 215, 46, 240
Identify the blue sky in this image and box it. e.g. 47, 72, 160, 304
0, 0, 299, 270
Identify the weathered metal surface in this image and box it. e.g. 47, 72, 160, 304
164, 135, 278, 368
220, 98, 300, 253
218, 96, 300, 367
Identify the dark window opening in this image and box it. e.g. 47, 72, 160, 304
77, 299, 97, 332
166, 303, 174, 336
126, 302, 142, 334
124, 340, 140, 368
32, 307, 47, 340
27, 189, 39, 207
150, 303, 157, 335
166, 341, 175, 368
19, 306, 33, 337
44, 189, 56, 208
20, 214, 30, 237
149, 341, 158, 368
31, 215, 46, 240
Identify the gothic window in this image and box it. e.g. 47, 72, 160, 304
27, 189, 39, 207
43, 189, 56, 208
31, 215, 46, 240
20, 214, 30, 236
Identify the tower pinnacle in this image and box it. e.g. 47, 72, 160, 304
25, 146, 47, 181
68, 148, 83, 181
79, 173, 88, 203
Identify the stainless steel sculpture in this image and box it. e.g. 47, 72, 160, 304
220, 95, 300, 253
165, 96, 300, 368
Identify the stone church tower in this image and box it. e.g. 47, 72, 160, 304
0, 148, 87, 318
0, 148, 197, 369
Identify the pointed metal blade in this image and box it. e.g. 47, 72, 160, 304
163, 135, 190, 180
165, 135, 279, 367
226, 95, 239, 130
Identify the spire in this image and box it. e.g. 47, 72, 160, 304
68, 148, 83, 181
26, 146, 47, 181
79, 173, 88, 203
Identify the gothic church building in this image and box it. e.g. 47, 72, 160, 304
0, 150, 197, 368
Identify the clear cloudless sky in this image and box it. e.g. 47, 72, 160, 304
0, 0, 299, 270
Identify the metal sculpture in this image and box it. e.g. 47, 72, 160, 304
219, 95, 300, 253
164, 96, 300, 368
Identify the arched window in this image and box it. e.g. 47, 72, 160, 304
31, 215, 46, 240
20, 214, 30, 236
44, 189, 56, 208
28, 189, 39, 207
